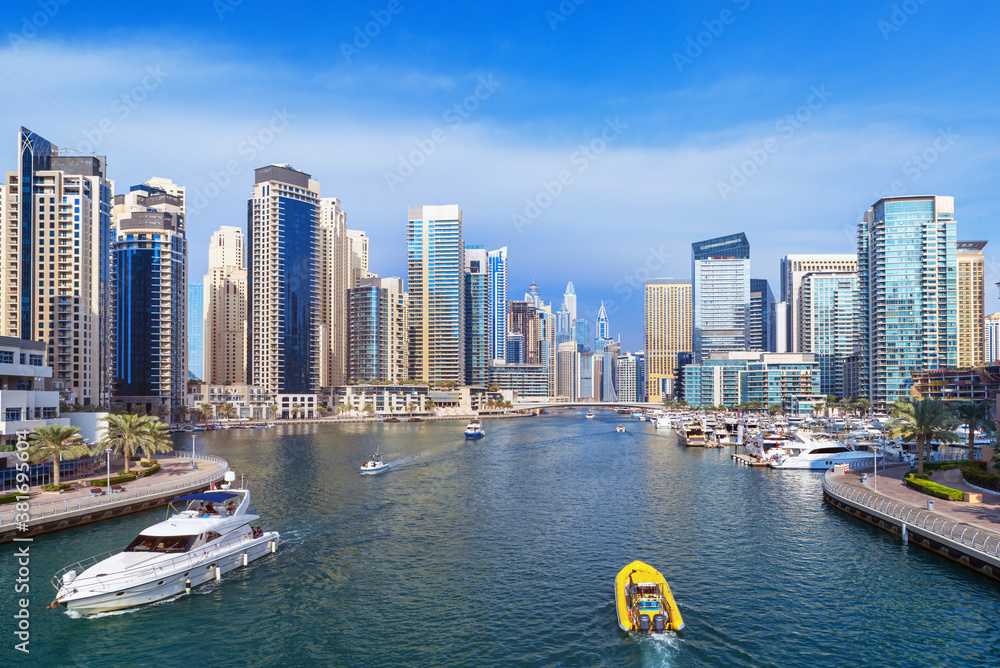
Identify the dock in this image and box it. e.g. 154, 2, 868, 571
732, 453, 769, 467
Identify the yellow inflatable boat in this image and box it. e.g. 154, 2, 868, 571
615, 560, 684, 633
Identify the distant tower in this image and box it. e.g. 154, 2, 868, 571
957, 241, 987, 367
596, 301, 610, 341
488, 247, 508, 363
692, 233, 750, 360
563, 282, 577, 323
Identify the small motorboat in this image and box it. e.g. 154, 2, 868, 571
586, 411, 596, 419
360, 448, 390, 474
464, 420, 485, 439
615, 560, 684, 633
51, 472, 278, 616
616, 424, 626, 433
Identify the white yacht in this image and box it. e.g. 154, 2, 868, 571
51, 473, 278, 616
360, 448, 391, 473
616, 424, 627, 433
768, 434, 883, 470
585, 411, 596, 420
654, 415, 673, 430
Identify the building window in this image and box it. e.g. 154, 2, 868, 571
29, 355, 44, 366
4, 408, 21, 421
0, 351, 13, 364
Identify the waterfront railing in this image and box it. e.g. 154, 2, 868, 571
822, 469, 1000, 558
0, 452, 229, 527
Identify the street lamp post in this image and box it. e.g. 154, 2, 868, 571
190, 434, 196, 470
105, 448, 112, 489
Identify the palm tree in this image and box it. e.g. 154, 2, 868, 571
176, 404, 190, 424
854, 398, 871, 417
220, 402, 237, 420
291, 403, 303, 419
27, 425, 89, 487
362, 402, 375, 418
767, 403, 783, 416
317, 405, 330, 418
953, 401, 995, 461
887, 398, 959, 475
98, 414, 173, 474
424, 398, 436, 413
268, 403, 278, 421
198, 402, 214, 424
406, 402, 417, 417
337, 402, 352, 418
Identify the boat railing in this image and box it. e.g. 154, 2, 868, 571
821, 468, 1000, 560
2, 452, 229, 528
50, 529, 268, 592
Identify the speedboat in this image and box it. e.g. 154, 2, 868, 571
615, 560, 684, 633
586, 411, 596, 419
616, 424, 626, 433
678, 421, 707, 447
464, 420, 485, 439
50, 472, 278, 616
360, 449, 390, 474
768, 433, 883, 470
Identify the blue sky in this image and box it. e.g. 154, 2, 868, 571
2, 0, 999, 351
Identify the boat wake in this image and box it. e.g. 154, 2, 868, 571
635, 632, 682, 666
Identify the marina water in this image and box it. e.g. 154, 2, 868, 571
7, 412, 1000, 667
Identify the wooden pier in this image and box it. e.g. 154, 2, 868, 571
731, 453, 769, 467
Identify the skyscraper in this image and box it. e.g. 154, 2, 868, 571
111, 178, 187, 414
779, 254, 858, 352
203, 226, 247, 385
595, 301, 610, 342
957, 241, 987, 367
346, 228, 370, 288
563, 282, 577, 323
488, 247, 508, 363
1, 127, 112, 406
555, 302, 572, 346
317, 198, 351, 388
986, 313, 1000, 364
749, 278, 775, 352
248, 164, 320, 395
465, 245, 489, 386
347, 278, 387, 381
858, 195, 957, 406
407, 205, 465, 384
799, 271, 858, 397
692, 233, 750, 360
188, 283, 203, 380
509, 300, 541, 364
644, 278, 692, 402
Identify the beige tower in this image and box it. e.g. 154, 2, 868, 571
203, 226, 247, 384
957, 241, 986, 367
346, 229, 370, 288
644, 278, 693, 403
318, 198, 351, 388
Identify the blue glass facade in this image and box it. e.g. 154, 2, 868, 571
465, 246, 489, 386
278, 197, 316, 394
18, 127, 52, 337
487, 248, 507, 363
801, 273, 857, 397
348, 284, 385, 381
188, 283, 204, 380
692, 233, 751, 360
114, 241, 157, 396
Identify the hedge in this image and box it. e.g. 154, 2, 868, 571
41, 483, 72, 492
90, 474, 138, 487
0, 493, 23, 504
960, 463, 1000, 492
904, 473, 965, 501
139, 464, 160, 477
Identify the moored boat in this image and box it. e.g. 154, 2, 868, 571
615, 560, 684, 633
51, 473, 278, 616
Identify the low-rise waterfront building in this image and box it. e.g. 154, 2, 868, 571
909, 365, 1000, 404
186, 382, 271, 420
0, 337, 65, 444
682, 351, 820, 413
487, 361, 548, 399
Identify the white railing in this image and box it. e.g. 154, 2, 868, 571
0, 452, 229, 528
822, 469, 1000, 559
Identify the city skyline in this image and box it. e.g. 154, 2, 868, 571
5, 2, 1000, 351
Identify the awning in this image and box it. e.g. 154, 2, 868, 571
171, 492, 239, 503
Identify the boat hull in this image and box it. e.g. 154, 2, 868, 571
614, 560, 684, 633
360, 463, 390, 474
58, 533, 279, 616
769, 454, 883, 470
464, 431, 485, 439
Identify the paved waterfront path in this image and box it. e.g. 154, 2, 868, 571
839, 463, 1000, 533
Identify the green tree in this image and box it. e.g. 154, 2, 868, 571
317, 405, 330, 418
854, 398, 871, 417
27, 425, 89, 487
99, 414, 173, 473
406, 402, 417, 416
176, 404, 190, 424
220, 402, 237, 420
268, 403, 278, 420
337, 402, 352, 418
197, 402, 214, 424
362, 402, 375, 417
953, 401, 995, 461
887, 398, 959, 475
291, 403, 303, 419
767, 403, 783, 416
424, 398, 436, 413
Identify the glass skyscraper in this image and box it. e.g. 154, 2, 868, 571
858, 195, 957, 406
188, 283, 204, 381
749, 278, 775, 352
692, 233, 750, 361
487, 247, 508, 364
465, 245, 489, 386
800, 272, 857, 397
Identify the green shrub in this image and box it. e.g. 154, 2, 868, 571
138, 464, 160, 477
904, 474, 965, 501
922, 462, 960, 472
139, 459, 158, 468
90, 474, 138, 486
960, 462, 1000, 492
0, 492, 24, 504
40, 483, 72, 492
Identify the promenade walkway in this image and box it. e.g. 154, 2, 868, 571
0, 452, 228, 543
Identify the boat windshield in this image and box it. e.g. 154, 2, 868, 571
638, 600, 662, 611
124, 534, 197, 553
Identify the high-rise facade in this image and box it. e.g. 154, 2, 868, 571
957, 241, 986, 367
317, 198, 350, 388
985, 313, 1000, 364
644, 278, 692, 403
595, 301, 610, 343
347, 276, 409, 383
464, 245, 489, 387
779, 254, 858, 352
188, 283, 203, 381
203, 226, 247, 385
509, 300, 541, 364
616, 353, 638, 402
487, 247, 508, 363
692, 233, 750, 360
858, 195, 957, 406
555, 340, 577, 400
563, 282, 577, 323
799, 272, 857, 397
110, 179, 187, 413
248, 165, 319, 395
749, 278, 775, 352
1, 127, 112, 406
407, 205, 465, 385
